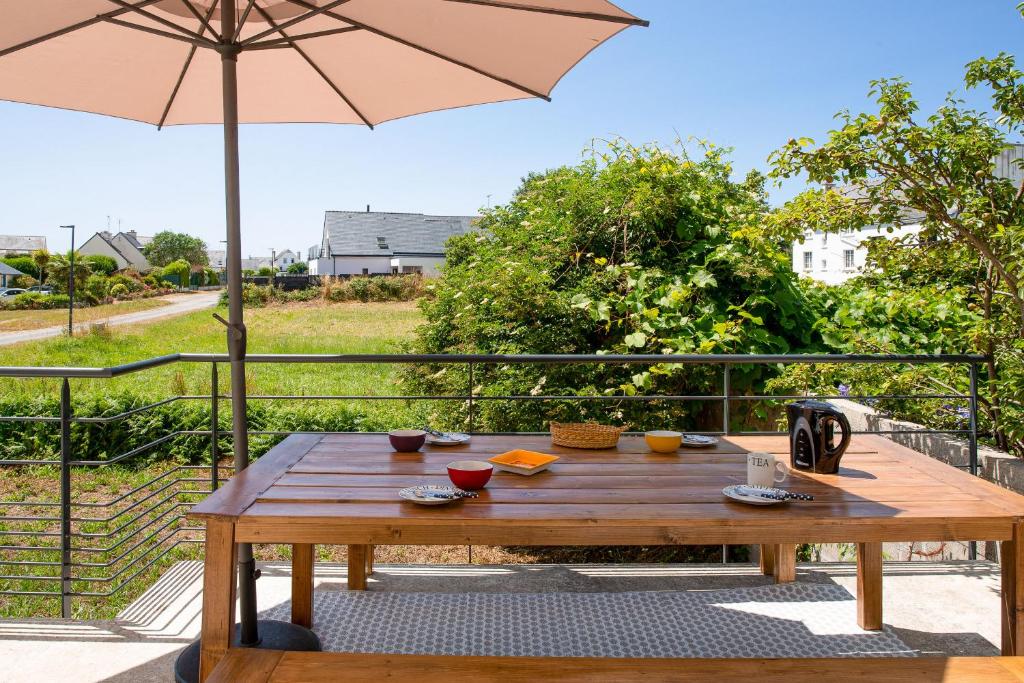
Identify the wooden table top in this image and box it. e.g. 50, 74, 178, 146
190, 433, 1024, 546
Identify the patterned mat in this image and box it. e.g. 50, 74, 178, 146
263, 582, 915, 658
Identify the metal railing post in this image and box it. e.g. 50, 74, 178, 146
467, 362, 475, 434
968, 362, 980, 561
211, 362, 219, 492
722, 364, 731, 435
59, 377, 73, 618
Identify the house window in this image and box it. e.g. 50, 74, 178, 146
376, 236, 389, 249
362, 268, 369, 275
802, 252, 813, 270
821, 258, 827, 270
844, 249, 855, 269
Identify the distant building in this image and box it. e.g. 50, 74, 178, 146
207, 250, 226, 270
793, 144, 1024, 284
0, 262, 24, 287
0, 235, 46, 257
275, 249, 302, 271
310, 210, 477, 277
78, 230, 152, 272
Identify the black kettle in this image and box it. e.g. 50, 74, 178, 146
787, 400, 851, 474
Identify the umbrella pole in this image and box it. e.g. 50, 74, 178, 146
219, 33, 260, 647
176, 10, 319, 681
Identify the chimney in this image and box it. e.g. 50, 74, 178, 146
366, 204, 370, 213
127, 230, 137, 237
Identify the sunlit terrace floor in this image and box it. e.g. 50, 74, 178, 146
0, 560, 1003, 682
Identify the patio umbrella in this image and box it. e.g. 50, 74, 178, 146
0, 0, 647, 678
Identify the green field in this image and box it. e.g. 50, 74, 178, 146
1, 301, 425, 420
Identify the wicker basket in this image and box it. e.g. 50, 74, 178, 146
549, 421, 626, 449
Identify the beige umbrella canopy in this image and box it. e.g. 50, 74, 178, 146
0, 1, 645, 126
1, 2, 646, 678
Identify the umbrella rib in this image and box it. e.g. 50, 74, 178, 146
441, 0, 649, 27
101, 16, 218, 48
103, 0, 214, 44
158, 1, 220, 129
241, 0, 356, 46
252, 3, 374, 128
245, 26, 361, 50
282, 0, 552, 101
0, 0, 165, 59
179, 0, 223, 42
233, 0, 259, 42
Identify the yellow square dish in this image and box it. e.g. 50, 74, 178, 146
488, 449, 560, 475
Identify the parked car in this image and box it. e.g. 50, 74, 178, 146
26, 285, 54, 295
0, 288, 26, 298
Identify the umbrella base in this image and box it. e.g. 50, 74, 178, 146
173, 619, 321, 683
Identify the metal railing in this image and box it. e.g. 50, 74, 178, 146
0, 352, 986, 618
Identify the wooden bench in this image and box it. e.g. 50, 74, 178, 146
209, 651, 1024, 682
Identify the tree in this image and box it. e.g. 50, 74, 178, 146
287, 262, 308, 274
257, 266, 274, 277
142, 231, 209, 267
162, 259, 191, 289
47, 252, 92, 294
31, 249, 50, 285
764, 52, 1024, 453
405, 139, 822, 432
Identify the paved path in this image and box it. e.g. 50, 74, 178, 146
0, 291, 220, 347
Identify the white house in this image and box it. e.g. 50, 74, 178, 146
79, 230, 152, 272
309, 210, 477, 277
793, 144, 1024, 284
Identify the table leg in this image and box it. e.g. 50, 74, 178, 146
366, 544, 374, 576
199, 519, 237, 683
857, 542, 883, 631
291, 544, 314, 629
759, 544, 777, 576
348, 544, 368, 591
1002, 522, 1024, 655
773, 544, 796, 583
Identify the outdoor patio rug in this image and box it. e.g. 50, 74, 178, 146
262, 583, 916, 658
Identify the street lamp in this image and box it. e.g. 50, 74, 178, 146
59, 225, 75, 337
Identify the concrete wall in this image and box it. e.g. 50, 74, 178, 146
390, 256, 445, 276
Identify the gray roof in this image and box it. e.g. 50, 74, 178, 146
0, 235, 46, 252
0, 262, 24, 276
323, 211, 477, 257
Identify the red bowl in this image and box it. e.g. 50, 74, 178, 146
389, 429, 426, 452
446, 460, 493, 490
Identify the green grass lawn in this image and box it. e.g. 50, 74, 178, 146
1, 300, 425, 417
0, 297, 170, 332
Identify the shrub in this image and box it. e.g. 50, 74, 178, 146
0, 293, 71, 310
163, 259, 191, 288
84, 274, 110, 302
82, 254, 118, 276
0, 256, 39, 279
257, 266, 274, 277
108, 273, 143, 293
109, 283, 129, 298
287, 262, 308, 274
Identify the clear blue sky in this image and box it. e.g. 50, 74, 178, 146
0, 1, 1020, 258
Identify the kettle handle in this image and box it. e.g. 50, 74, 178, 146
824, 411, 851, 456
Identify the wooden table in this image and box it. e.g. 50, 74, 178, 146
190, 433, 1024, 680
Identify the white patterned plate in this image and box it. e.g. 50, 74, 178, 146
426, 432, 471, 446
681, 434, 719, 448
722, 484, 786, 506
399, 484, 462, 505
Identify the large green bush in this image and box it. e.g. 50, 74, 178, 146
82, 254, 118, 276
403, 140, 823, 432
0, 256, 39, 280
0, 293, 71, 310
